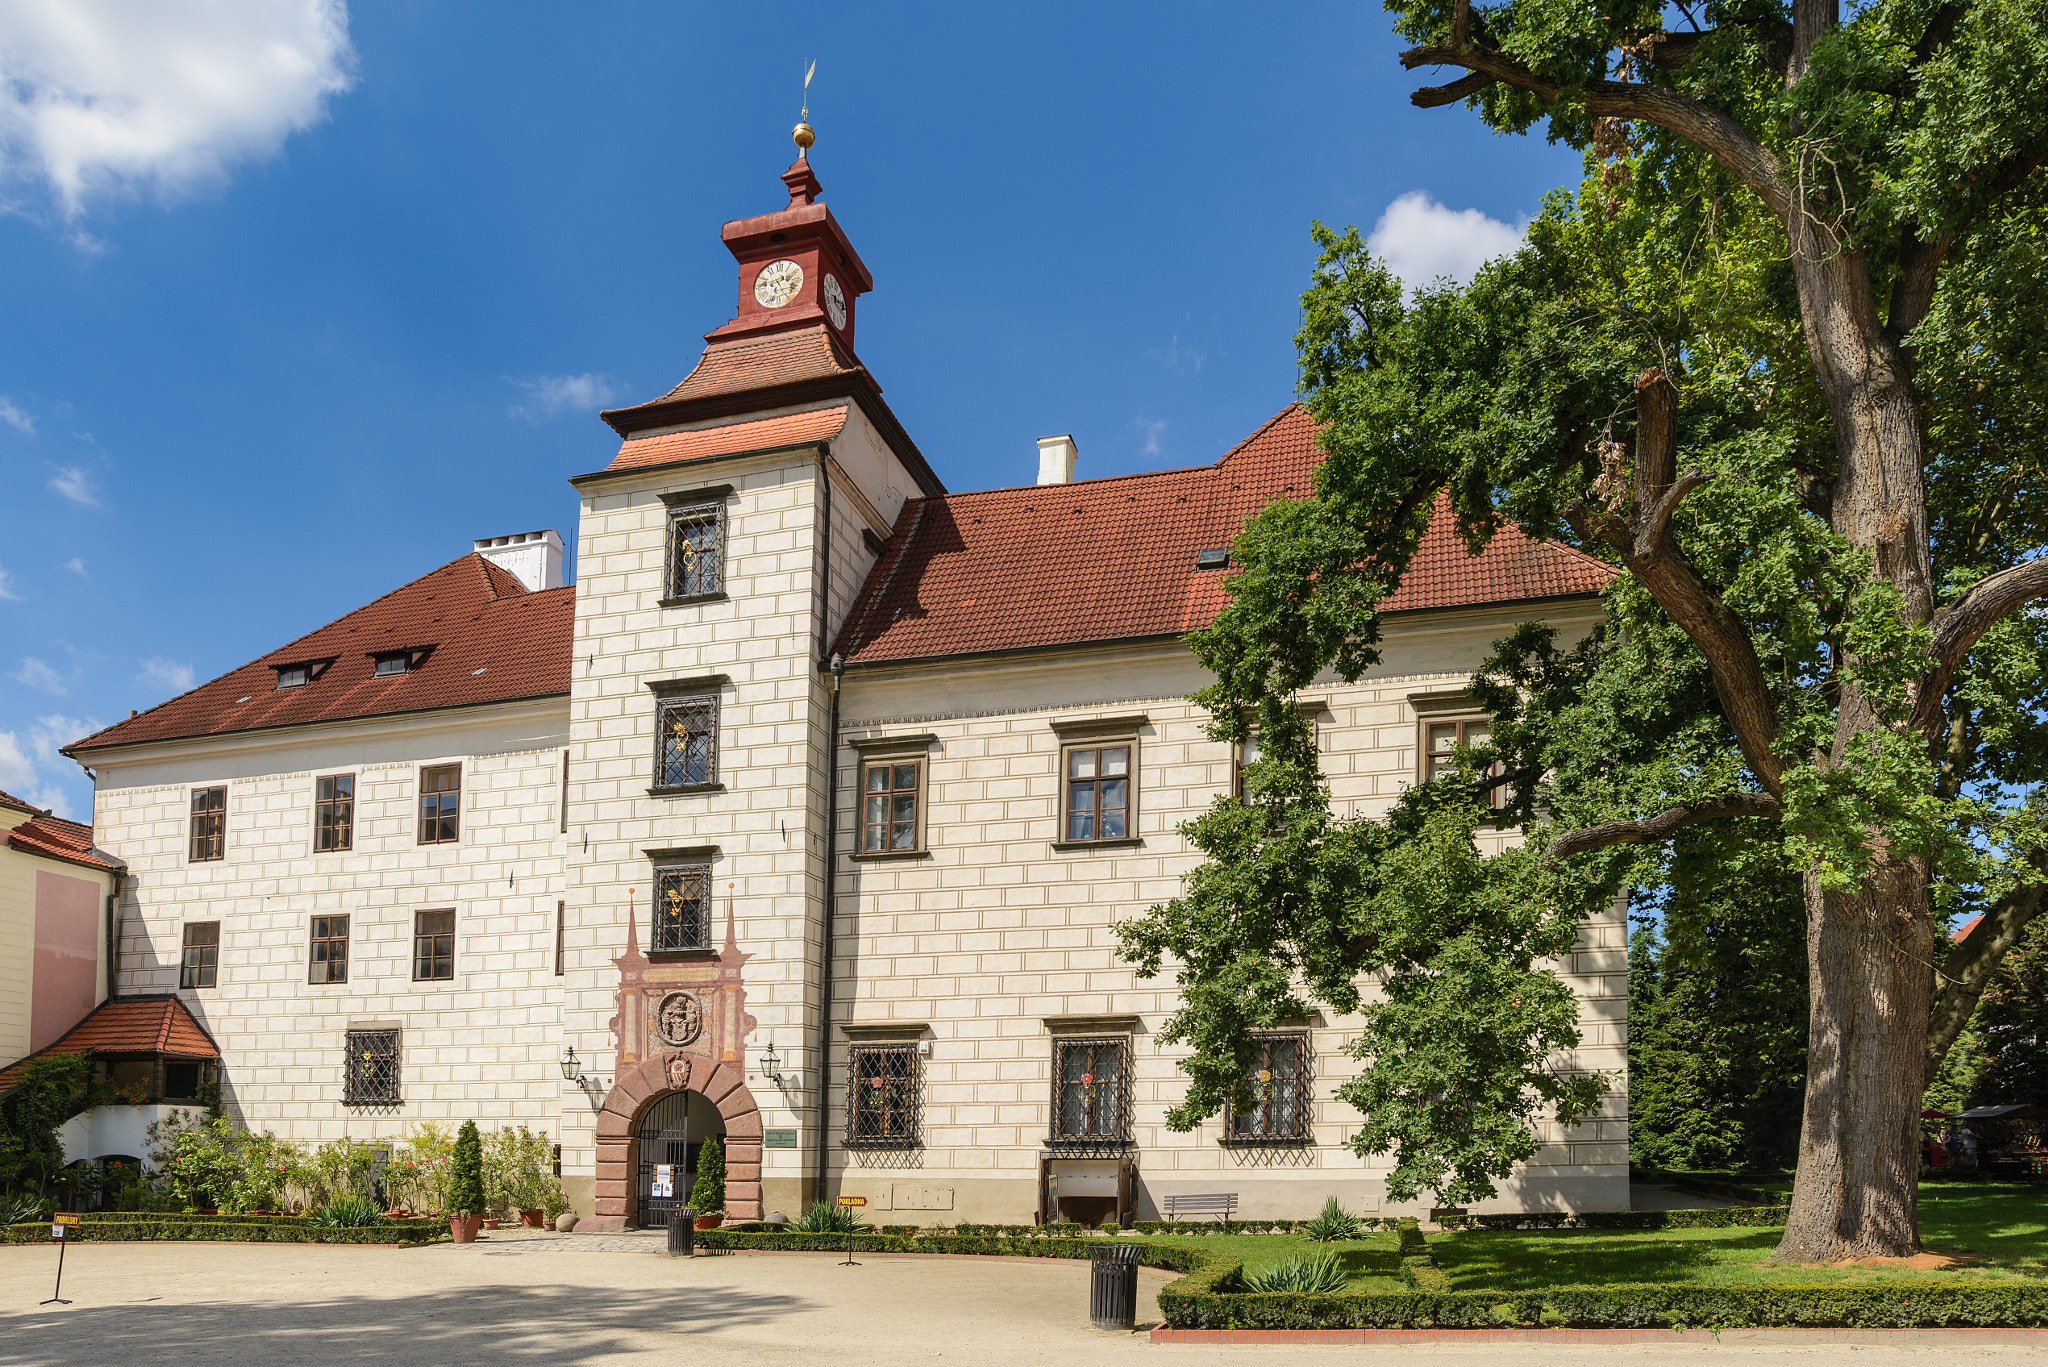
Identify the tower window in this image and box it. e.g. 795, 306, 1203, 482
189, 787, 227, 862
654, 695, 719, 790
651, 863, 711, 952
665, 502, 725, 600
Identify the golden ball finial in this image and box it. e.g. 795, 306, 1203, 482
793, 121, 815, 151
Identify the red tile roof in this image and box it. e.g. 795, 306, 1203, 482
1952, 913, 1984, 944
8, 812, 116, 872
603, 403, 849, 474
834, 405, 1614, 665
66, 553, 573, 755
0, 996, 218, 1095
604, 326, 870, 422
0, 787, 41, 818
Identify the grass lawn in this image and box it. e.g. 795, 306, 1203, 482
1132, 1231, 1405, 1290
1432, 1183, 2048, 1289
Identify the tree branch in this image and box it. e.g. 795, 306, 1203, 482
1889, 139, 2048, 347
1911, 555, 2048, 735
1412, 71, 1496, 108
1927, 856, 2046, 1075
1565, 371, 1787, 794
1546, 792, 1783, 860
1400, 43, 1794, 216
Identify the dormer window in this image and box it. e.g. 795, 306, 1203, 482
374, 655, 408, 677
271, 659, 332, 690
371, 648, 431, 678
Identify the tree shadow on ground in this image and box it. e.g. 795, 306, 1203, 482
1431, 1228, 1784, 1290
0, 1278, 811, 1367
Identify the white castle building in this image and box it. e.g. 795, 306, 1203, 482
58, 150, 1626, 1229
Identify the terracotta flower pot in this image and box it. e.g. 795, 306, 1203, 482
449, 1214, 483, 1243
693, 1212, 724, 1230
517, 1209, 546, 1228
480, 1218, 501, 1230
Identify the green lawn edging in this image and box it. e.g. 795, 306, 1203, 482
5, 1219, 446, 1245
1438, 1207, 1790, 1232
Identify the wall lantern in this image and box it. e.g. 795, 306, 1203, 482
758, 1038, 783, 1087
560, 1046, 582, 1082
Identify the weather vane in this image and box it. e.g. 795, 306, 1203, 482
793, 60, 816, 155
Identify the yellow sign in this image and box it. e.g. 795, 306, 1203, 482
836, 1196, 867, 1207
51, 1213, 80, 1227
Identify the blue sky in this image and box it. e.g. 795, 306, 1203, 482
0, 1, 1580, 820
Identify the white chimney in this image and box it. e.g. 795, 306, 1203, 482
1036, 434, 1078, 486
473, 529, 565, 591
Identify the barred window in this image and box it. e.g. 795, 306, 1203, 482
309, 914, 349, 984
655, 695, 718, 789
315, 774, 354, 852
1227, 1033, 1310, 1144
189, 786, 226, 862
1052, 1037, 1129, 1144
344, 1029, 399, 1106
180, 922, 219, 989
860, 759, 922, 852
652, 864, 711, 952
1062, 745, 1131, 842
846, 1044, 919, 1148
665, 502, 724, 599
413, 909, 455, 981
418, 764, 460, 844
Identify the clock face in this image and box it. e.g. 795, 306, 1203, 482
753, 259, 804, 309
822, 273, 847, 329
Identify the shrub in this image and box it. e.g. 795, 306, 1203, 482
482, 1125, 555, 1214
0, 1193, 46, 1224
689, 1139, 725, 1216
447, 1121, 485, 1217
1245, 1253, 1347, 1293
793, 1199, 864, 1233
388, 1121, 455, 1213
1299, 1196, 1364, 1242
308, 1195, 383, 1228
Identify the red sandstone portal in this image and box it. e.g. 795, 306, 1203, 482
590, 1058, 764, 1229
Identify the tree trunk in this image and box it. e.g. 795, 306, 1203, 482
1775, 859, 1934, 1260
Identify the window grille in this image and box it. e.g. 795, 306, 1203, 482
666, 503, 724, 599
315, 774, 354, 852
860, 759, 922, 852
189, 786, 226, 862
1051, 1037, 1130, 1148
418, 764, 460, 843
180, 922, 219, 989
654, 695, 718, 788
344, 1029, 400, 1107
1062, 745, 1131, 842
1226, 1033, 1311, 1144
846, 1044, 920, 1148
309, 914, 349, 984
652, 864, 711, 951
413, 909, 455, 981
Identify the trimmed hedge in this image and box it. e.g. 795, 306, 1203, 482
1634, 1168, 1792, 1207
6, 1218, 445, 1245
74, 1210, 445, 1231
1129, 1217, 1407, 1235
692, 1228, 1214, 1273
1437, 1207, 1789, 1232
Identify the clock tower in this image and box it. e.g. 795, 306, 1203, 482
704, 150, 872, 353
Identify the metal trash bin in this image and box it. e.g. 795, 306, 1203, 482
1088, 1242, 1141, 1330
667, 1208, 695, 1258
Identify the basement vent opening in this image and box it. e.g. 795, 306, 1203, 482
1195, 548, 1230, 570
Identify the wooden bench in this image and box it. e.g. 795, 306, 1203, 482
1163, 1192, 1238, 1222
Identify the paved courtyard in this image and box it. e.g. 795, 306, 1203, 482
2, 1233, 2043, 1366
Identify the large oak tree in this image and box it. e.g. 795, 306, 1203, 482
1120, 0, 2048, 1259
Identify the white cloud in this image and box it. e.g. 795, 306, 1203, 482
138, 655, 195, 695
48, 464, 96, 505
0, 564, 18, 600
1368, 190, 1527, 295
509, 373, 621, 423
0, 0, 357, 219
0, 396, 33, 434
12, 657, 66, 695
0, 714, 95, 818
1137, 417, 1168, 459
64, 557, 85, 575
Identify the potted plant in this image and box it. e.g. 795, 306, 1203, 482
447, 1119, 485, 1242
689, 1139, 725, 1230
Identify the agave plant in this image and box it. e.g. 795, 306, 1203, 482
1297, 1196, 1362, 1243
1244, 1253, 1347, 1294
792, 1199, 865, 1233
307, 1194, 384, 1227
0, 1194, 46, 1226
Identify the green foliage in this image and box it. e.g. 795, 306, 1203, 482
1971, 916, 2048, 1108
793, 1198, 864, 1233
689, 1138, 725, 1215
481, 1124, 555, 1213
1246, 1252, 1349, 1293
1299, 1197, 1364, 1243
307, 1195, 383, 1228
0, 1053, 97, 1197
446, 1120, 484, 1217
3, 1216, 441, 1245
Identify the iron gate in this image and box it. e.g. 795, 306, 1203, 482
636, 1092, 692, 1228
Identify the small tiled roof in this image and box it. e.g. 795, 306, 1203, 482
835, 404, 1614, 666
8, 812, 116, 872
0, 996, 219, 1095
67, 553, 573, 755
603, 403, 849, 474
1952, 913, 1984, 944
603, 326, 870, 424
0, 788, 40, 817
